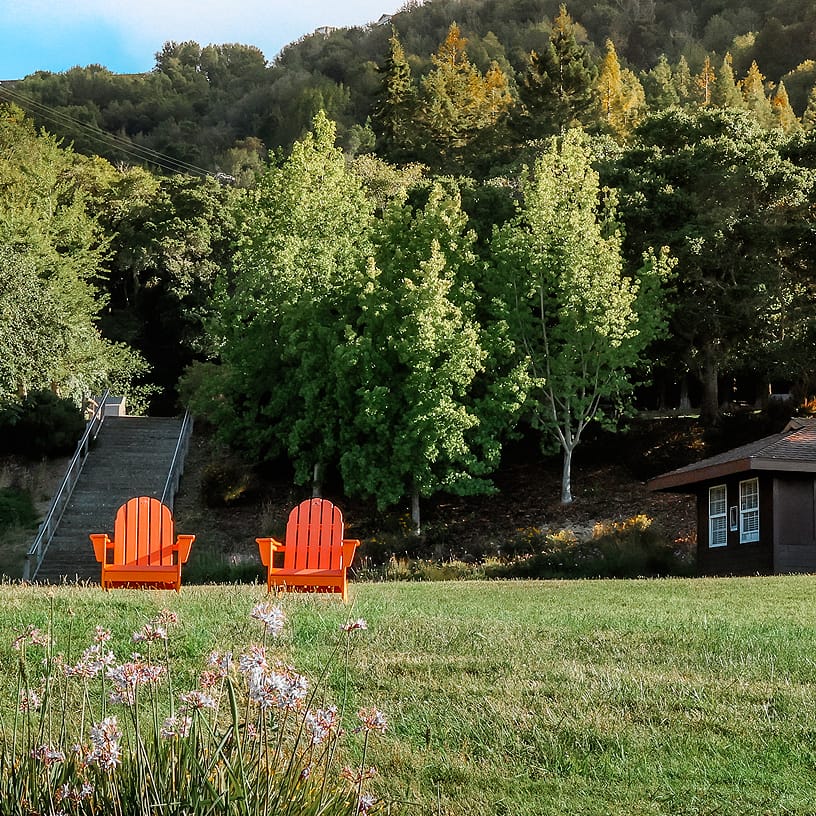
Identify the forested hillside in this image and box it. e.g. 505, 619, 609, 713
3, 0, 816, 170
1, 0, 816, 525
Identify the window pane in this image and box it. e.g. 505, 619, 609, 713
709, 485, 726, 516
710, 516, 727, 547
740, 479, 758, 511
740, 479, 760, 543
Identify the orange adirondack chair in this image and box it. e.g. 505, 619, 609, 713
89, 496, 195, 591
256, 498, 360, 601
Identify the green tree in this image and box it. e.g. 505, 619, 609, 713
198, 112, 374, 491
603, 108, 813, 423
372, 29, 418, 161
0, 247, 64, 400
519, 5, 597, 137
712, 53, 743, 109
99, 172, 240, 412
337, 186, 500, 532
0, 104, 146, 405
491, 129, 672, 503
672, 56, 694, 107
642, 55, 679, 110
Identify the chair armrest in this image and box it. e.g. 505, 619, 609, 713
89, 534, 110, 564
256, 537, 284, 567
176, 535, 195, 564
342, 539, 361, 567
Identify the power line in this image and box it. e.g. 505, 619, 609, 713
0, 82, 218, 178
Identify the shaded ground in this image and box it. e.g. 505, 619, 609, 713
173, 416, 702, 571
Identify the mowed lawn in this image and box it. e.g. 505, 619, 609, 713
2, 577, 816, 815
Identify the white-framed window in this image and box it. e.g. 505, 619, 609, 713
739, 478, 760, 543
708, 484, 727, 548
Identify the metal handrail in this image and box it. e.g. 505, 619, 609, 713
161, 409, 194, 510
23, 389, 110, 581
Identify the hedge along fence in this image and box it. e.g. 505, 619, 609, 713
4, 600, 388, 816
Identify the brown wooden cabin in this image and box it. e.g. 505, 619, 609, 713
648, 418, 816, 575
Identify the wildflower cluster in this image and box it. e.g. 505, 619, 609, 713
6, 602, 389, 816
107, 656, 165, 705
85, 717, 122, 770
12, 624, 49, 652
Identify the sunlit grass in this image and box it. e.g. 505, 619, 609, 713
0, 577, 815, 814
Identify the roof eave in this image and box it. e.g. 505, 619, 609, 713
648, 455, 816, 492
647, 458, 753, 492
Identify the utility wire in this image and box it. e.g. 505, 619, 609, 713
0, 82, 217, 177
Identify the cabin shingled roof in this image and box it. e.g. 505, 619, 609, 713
647, 417, 816, 491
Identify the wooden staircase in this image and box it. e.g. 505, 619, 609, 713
33, 416, 188, 584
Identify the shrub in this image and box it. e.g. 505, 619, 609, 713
493, 515, 694, 579
0, 488, 38, 532
200, 458, 259, 507
0, 391, 85, 458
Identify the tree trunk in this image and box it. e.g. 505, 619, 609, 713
678, 375, 691, 411
699, 341, 720, 426
411, 490, 421, 537
561, 446, 573, 504
311, 463, 323, 498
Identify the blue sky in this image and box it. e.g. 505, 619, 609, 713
0, 1, 406, 79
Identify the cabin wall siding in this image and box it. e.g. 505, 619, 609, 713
773, 475, 816, 573
695, 474, 773, 575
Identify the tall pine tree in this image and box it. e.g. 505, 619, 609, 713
712, 53, 743, 109
741, 61, 774, 127
372, 29, 418, 162
519, 5, 597, 138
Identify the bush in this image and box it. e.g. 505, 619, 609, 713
0, 488, 38, 532
358, 515, 695, 582
0, 391, 85, 458
200, 458, 259, 507
491, 515, 695, 579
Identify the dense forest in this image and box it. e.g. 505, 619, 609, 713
2, 0, 816, 520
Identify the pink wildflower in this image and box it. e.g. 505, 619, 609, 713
238, 645, 269, 677
12, 624, 49, 651
250, 602, 286, 636
179, 690, 217, 711
64, 643, 116, 679
160, 715, 193, 739
304, 706, 341, 745
357, 793, 377, 814
248, 665, 308, 711
106, 658, 165, 705
31, 745, 66, 765
19, 687, 42, 712
357, 708, 387, 734
132, 623, 167, 643
93, 626, 112, 643
340, 618, 368, 632
340, 766, 378, 784
86, 717, 122, 770
154, 609, 179, 626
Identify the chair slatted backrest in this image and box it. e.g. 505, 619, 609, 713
112, 497, 176, 566
285, 499, 344, 571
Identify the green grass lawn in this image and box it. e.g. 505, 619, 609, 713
2, 576, 816, 815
